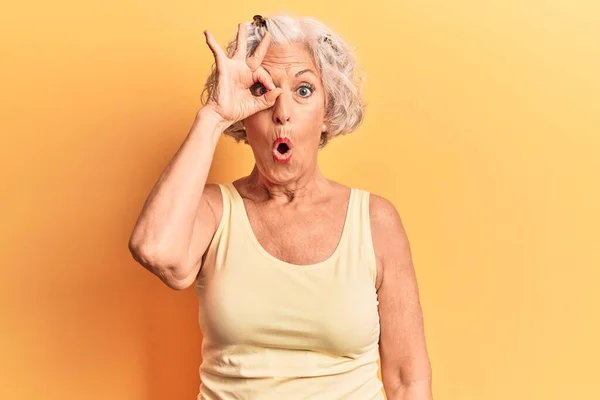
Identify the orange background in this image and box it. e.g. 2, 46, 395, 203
1, 1, 599, 399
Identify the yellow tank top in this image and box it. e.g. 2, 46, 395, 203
195, 183, 383, 399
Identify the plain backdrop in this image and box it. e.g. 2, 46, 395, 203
1, 1, 599, 399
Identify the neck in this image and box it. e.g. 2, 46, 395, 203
244, 163, 328, 204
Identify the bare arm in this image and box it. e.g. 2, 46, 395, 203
128, 24, 281, 290
370, 195, 433, 399
128, 110, 227, 290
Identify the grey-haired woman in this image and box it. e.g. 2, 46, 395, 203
129, 14, 433, 400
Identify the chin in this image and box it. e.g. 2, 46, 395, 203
259, 158, 300, 184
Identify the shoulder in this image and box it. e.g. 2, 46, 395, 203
368, 193, 403, 228
202, 182, 225, 223
346, 184, 404, 232
367, 192, 410, 261
203, 182, 224, 205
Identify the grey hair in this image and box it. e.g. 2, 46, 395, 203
201, 14, 366, 148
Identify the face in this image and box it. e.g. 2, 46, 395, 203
242, 42, 326, 185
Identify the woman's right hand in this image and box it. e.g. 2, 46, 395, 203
202, 23, 282, 127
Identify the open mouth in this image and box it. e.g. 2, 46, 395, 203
272, 138, 293, 163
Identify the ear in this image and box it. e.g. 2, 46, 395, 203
322, 115, 330, 132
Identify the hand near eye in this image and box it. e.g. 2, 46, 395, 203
203, 23, 282, 128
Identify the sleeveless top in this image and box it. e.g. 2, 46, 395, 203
195, 183, 383, 399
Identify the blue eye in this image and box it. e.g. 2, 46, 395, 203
297, 85, 314, 98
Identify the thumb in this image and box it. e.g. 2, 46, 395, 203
253, 87, 282, 110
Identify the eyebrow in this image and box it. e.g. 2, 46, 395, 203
262, 68, 317, 78
295, 69, 317, 77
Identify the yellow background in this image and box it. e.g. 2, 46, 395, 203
1, 1, 599, 399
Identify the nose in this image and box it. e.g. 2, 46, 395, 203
272, 91, 291, 125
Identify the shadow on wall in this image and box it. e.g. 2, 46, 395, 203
140, 124, 248, 399
13, 109, 251, 399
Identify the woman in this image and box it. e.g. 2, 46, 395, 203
129, 14, 432, 400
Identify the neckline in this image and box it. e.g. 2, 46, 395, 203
227, 182, 356, 269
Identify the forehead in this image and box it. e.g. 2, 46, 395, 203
260, 42, 318, 75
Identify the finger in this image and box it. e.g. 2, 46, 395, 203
204, 30, 225, 70
233, 23, 248, 60
253, 67, 276, 91
253, 87, 282, 110
246, 31, 272, 71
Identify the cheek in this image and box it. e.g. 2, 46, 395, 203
243, 113, 272, 145
244, 111, 269, 131
299, 97, 326, 126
